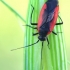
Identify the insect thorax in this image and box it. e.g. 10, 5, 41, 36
38, 30, 48, 41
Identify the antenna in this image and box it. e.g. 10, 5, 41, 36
11, 40, 39, 51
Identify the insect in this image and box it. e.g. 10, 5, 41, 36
11, 0, 63, 51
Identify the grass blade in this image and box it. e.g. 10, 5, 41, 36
0, 0, 26, 23
25, 0, 67, 70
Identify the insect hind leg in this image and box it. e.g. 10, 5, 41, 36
56, 22, 63, 25
56, 15, 63, 25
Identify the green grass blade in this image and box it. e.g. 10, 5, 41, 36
0, 0, 68, 70
0, 0, 26, 23
25, 0, 67, 70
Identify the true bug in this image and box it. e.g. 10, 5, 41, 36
11, 0, 63, 51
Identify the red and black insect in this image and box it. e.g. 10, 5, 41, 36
11, 0, 63, 51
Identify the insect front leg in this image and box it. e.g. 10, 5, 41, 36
30, 5, 38, 25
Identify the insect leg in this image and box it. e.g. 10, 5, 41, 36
56, 22, 63, 25
30, 5, 37, 25
52, 31, 57, 35
47, 38, 50, 49
22, 25, 37, 29
41, 42, 44, 69
52, 31, 62, 35
33, 33, 39, 36
56, 15, 63, 25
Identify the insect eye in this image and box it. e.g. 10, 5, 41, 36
38, 36, 46, 41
